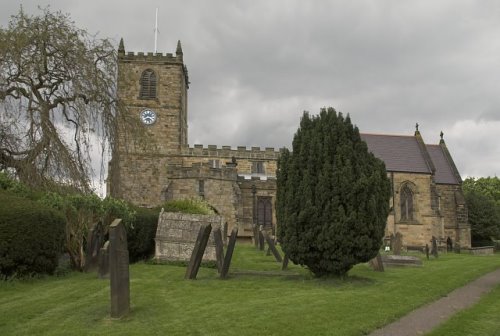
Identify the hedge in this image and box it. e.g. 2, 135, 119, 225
0, 192, 65, 278
127, 207, 160, 262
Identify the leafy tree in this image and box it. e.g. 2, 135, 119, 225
463, 177, 500, 243
276, 108, 391, 277
0, 7, 123, 191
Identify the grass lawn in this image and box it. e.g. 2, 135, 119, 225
0, 244, 499, 336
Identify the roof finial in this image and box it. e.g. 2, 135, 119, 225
415, 122, 419, 132
118, 38, 125, 54
439, 131, 445, 144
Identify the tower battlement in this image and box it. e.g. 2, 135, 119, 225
182, 144, 280, 160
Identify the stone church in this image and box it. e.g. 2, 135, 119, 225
107, 40, 471, 249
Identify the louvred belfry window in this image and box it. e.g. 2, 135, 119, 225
139, 69, 157, 99
400, 185, 414, 221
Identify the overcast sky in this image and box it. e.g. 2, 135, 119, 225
2, 1, 499, 190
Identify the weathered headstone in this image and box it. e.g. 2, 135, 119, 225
282, 254, 289, 271
185, 223, 212, 280
393, 232, 403, 255
213, 227, 224, 273
425, 244, 430, 260
389, 233, 395, 251
109, 219, 129, 318
446, 236, 453, 252
220, 227, 238, 279
84, 222, 104, 272
264, 233, 283, 262
98, 241, 110, 279
431, 236, 439, 258
253, 225, 259, 248
369, 252, 385, 272
258, 227, 265, 251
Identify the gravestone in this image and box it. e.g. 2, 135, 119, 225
369, 253, 385, 272
109, 219, 129, 318
282, 254, 289, 271
84, 222, 104, 272
425, 244, 430, 260
446, 236, 453, 252
381, 255, 423, 267
253, 225, 259, 249
98, 241, 110, 279
258, 227, 265, 251
393, 232, 403, 255
213, 227, 224, 273
264, 233, 282, 262
389, 233, 395, 251
431, 236, 439, 258
220, 227, 238, 279
185, 223, 212, 280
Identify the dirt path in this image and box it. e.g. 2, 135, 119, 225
369, 268, 500, 336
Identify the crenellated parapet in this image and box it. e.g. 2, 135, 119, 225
117, 38, 184, 64
181, 144, 281, 160
166, 162, 238, 181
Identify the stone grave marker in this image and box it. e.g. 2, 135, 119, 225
185, 223, 212, 280
389, 233, 395, 251
282, 254, 289, 271
393, 232, 403, 255
220, 227, 238, 279
84, 222, 104, 272
263, 232, 282, 263
109, 219, 129, 318
98, 241, 110, 279
369, 253, 385, 272
253, 225, 259, 249
431, 236, 439, 258
258, 227, 265, 251
213, 227, 224, 273
425, 244, 430, 260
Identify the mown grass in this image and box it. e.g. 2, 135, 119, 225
426, 283, 500, 336
0, 245, 499, 336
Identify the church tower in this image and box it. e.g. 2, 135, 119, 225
108, 39, 189, 206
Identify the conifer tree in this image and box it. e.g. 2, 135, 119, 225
276, 108, 391, 277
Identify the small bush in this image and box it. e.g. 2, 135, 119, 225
0, 192, 65, 278
127, 207, 159, 262
161, 198, 216, 215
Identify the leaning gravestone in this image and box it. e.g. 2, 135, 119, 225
213, 227, 224, 273
263, 232, 282, 263
369, 253, 385, 272
98, 241, 110, 279
393, 232, 403, 256
109, 219, 129, 318
431, 236, 439, 258
185, 224, 212, 280
220, 227, 238, 279
282, 254, 289, 271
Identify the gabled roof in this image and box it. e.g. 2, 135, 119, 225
426, 145, 460, 185
360, 134, 432, 174
360, 133, 461, 185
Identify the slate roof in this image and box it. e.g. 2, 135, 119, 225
360, 134, 432, 174
360, 133, 461, 185
426, 145, 460, 185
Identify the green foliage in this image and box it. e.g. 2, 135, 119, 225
127, 207, 158, 262
464, 190, 500, 242
161, 198, 216, 215
277, 108, 391, 277
0, 192, 65, 278
463, 176, 500, 204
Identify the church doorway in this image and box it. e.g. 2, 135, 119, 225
257, 197, 273, 229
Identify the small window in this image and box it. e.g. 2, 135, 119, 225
400, 185, 414, 221
252, 161, 265, 174
208, 159, 221, 168
139, 69, 157, 99
198, 180, 205, 196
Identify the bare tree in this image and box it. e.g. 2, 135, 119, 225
0, 7, 122, 191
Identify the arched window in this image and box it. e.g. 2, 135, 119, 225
400, 184, 414, 221
139, 69, 157, 99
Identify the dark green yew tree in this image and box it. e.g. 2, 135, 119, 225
276, 108, 391, 277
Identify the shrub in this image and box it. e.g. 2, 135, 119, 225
127, 207, 159, 262
0, 192, 65, 278
161, 198, 216, 215
276, 108, 391, 277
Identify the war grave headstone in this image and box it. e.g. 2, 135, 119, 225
185, 223, 212, 280
220, 227, 238, 279
109, 219, 130, 318
98, 241, 110, 279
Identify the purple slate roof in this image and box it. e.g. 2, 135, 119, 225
426, 145, 460, 185
360, 134, 432, 174
360, 133, 460, 185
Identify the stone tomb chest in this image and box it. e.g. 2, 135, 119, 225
155, 210, 223, 262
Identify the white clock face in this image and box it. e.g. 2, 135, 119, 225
140, 109, 157, 125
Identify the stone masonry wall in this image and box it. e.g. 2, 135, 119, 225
155, 211, 223, 262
